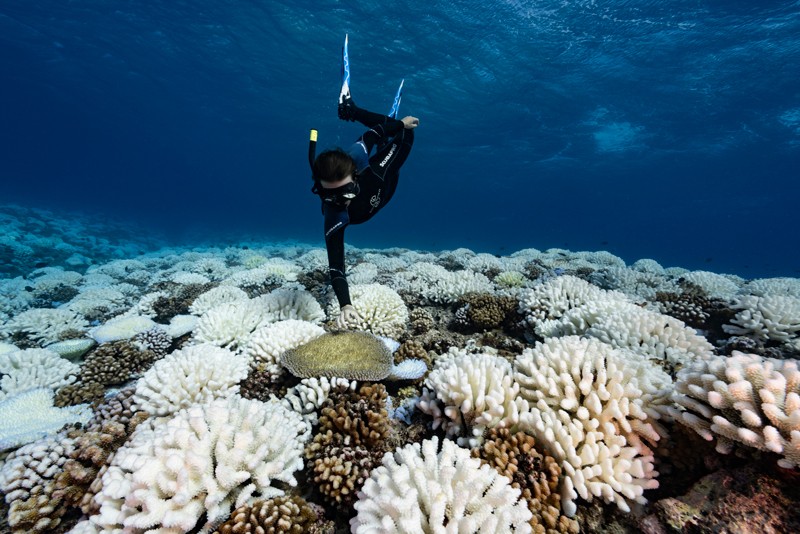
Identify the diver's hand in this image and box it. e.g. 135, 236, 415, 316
338, 96, 358, 121
336, 304, 362, 329
401, 116, 419, 129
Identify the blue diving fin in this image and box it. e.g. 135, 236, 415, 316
339, 34, 351, 105
388, 79, 404, 119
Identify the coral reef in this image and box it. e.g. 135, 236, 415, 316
212, 495, 331, 534
281, 331, 394, 380
78, 340, 159, 386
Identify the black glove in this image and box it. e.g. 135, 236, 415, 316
338, 95, 357, 122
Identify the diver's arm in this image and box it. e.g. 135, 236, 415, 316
325, 225, 352, 308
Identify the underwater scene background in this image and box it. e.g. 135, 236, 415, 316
2, 1, 800, 534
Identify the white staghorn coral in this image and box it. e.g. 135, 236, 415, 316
329, 283, 408, 338
91, 395, 308, 533
514, 336, 667, 516
0, 348, 80, 400
418, 348, 522, 447
132, 344, 249, 417
517, 275, 628, 328
723, 295, 800, 343
244, 319, 325, 377
669, 351, 800, 469
351, 436, 532, 533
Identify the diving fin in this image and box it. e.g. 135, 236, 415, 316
388, 79, 404, 119
339, 34, 351, 105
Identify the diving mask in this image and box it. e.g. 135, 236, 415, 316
316, 181, 360, 206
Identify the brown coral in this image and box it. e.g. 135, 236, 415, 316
472, 428, 579, 534
85, 386, 147, 434
132, 326, 172, 357
213, 495, 331, 534
53, 381, 105, 408
455, 293, 517, 332
408, 308, 434, 334
52, 420, 132, 515
79, 340, 160, 386
305, 384, 392, 507
239, 362, 284, 402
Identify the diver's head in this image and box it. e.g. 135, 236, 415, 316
312, 149, 359, 206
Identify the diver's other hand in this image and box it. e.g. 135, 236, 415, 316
338, 96, 357, 121
401, 116, 419, 129
336, 304, 362, 329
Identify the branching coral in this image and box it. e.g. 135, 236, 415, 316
0, 348, 80, 400
244, 320, 325, 377
0, 308, 88, 346
418, 348, 522, 447
329, 283, 408, 337
454, 293, 517, 332
514, 336, 670, 516
472, 429, 579, 534
132, 344, 249, 417
669, 351, 800, 468
0, 433, 76, 533
723, 295, 800, 343
92, 395, 309, 533
78, 340, 159, 386
351, 436, 532, 532
305, 384, 392, 507
212, 495, 325, 534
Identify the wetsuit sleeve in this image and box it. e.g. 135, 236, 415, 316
323, 205, 352, 307
351, 107, 405, 154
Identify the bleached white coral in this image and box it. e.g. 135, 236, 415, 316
351, 436, 532, 533
329, 283, 408, 338
723, 295, 800, 343
427, 270, 494, 304
255, 288, 325, 325
90, 314, 156, 343
0, 388, 92, 451
514, 336, 666, 515
494, 270, 528, 289
669, 351, 800, 469
279, 376, 356, 427
1, 308, 89, 345
742, 277, 800, 298
244, 320, 325, 376
132, 344, 249, 417
588, 267, 677, 300
170, 271, 211, 285
518, 275, 628, 327
349, 262, 378, 285
418, 348, 522, 447
63, 286, 129, 317
189, 285, 249, 316
584, 302, 715, 367
0, 348, 80, 400
92, 395, 308, 533
190, 299, 269, 351
679, 270, 742, 299
466, 253, 504, 274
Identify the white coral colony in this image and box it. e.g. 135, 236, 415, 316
351, 436, 532, 533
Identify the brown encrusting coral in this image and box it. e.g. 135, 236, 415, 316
472, 428, 579, 534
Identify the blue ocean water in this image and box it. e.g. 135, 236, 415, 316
2, 0, 799, 278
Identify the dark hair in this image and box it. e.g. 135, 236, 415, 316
312, 149, 357, 183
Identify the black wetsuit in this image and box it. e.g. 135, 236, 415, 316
322, 107, 414, 307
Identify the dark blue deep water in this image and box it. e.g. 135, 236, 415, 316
2, 1, 799, 278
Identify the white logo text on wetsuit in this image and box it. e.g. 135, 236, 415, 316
379, 144, 397, 168
370, 189, 381, 210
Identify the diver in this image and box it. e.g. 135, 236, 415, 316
310, 95, 419, 329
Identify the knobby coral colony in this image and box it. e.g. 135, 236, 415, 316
1, 231, 800, 533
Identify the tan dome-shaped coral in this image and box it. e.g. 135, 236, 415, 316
281, 331, 393, 380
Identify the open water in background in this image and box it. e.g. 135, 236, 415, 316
2, 1, 799, 277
